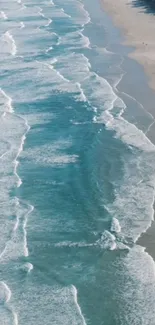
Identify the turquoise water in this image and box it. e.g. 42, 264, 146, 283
1, 0, 155, 324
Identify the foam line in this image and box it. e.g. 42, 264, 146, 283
0, 200, 34, 260
111, 217, 121, 233
13, 311, 18, 325
0, 11, 8, 20
145, 119, 155, 136
0, 242, 7, 259
13, 114, 30, 188
105, 44, 155, 137
20, 21, 25, 29
71, 285, 87, 325
98, 43, 155, 247
79, 2, 91, 26
25, 262, 33, 273
60, 8, 71, 18
0, 88, 14, 113
1, 281, 11, 303
13, 197, 20, 232
100, 44, 155, 246
0, 89, 34, 261
76, 82, 87, 102
119, 87, 155, 127
38, 7, 45, 18
36, 59, 70, 83
23, 204, 34, 257
3, 31, 17, 56
45, 46, 53, 53
45, 18, 52, 27
79, 30, 90, 48
0, 150, 9, 160
0, 281, 18, 325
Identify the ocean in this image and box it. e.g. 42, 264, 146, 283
1, 0, 155, 324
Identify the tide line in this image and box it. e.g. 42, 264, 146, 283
0, 281, 18, 325
23, 204, 34, 257
72, 285, 87, 325
13, 114, 30, 188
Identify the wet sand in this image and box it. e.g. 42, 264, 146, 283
101, 0, 155, 91
138, 221, 155, 261
100, 0, 155, 261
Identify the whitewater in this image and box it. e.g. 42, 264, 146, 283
0, 0, 155, 324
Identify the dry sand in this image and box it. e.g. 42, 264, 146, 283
101, 0, 155, 91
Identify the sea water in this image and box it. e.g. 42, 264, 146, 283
0, 0, 155, 324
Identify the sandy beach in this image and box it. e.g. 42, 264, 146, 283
101, 0, 155, 91
101, 0, 155, 261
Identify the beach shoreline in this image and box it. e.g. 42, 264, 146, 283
100, 0, 155, 92
100, 0, 155, 261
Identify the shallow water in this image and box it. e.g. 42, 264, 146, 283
0, 0, 155, 324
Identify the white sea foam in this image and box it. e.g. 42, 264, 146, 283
24, 262, 33, 273
20, 21, 25, 29
79, 29, 90, 48
55, 233, 118, 251
59, 30, 90, 49
13, 114, 30, 188
0, 281, 11, 303
79, 1, 91, 26
0, 88, 14, 113
0, 11, 8, 20
119, 245, 155, 324
106, 113, 155, 151
70, 54, 155, 154
53, 52, 91, 83
55, 240, 94, 248
41, 6, 71, 19
36, 59, 70, 83
12, 284, 88, 324
45, 45, 53, 53
106, 151, 155, 242
37, 6, 46, 18
0, 86, 33, 263
62, 0, 91, 26
22, 142, 78, 166
45, 18, 52, 27
60, 7, 71, 18
76, 82, 87, 102
23, 204, 34, 257
3, 31, 17, 56
23, 112, 55, 127
13, 311, 18, 325
71, 285, 87, 325
0, 282, 18, 324
13, 197, 20, 232
96, 231, 117, 250
111, 217, 121, 233
0, 200, 34, 261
